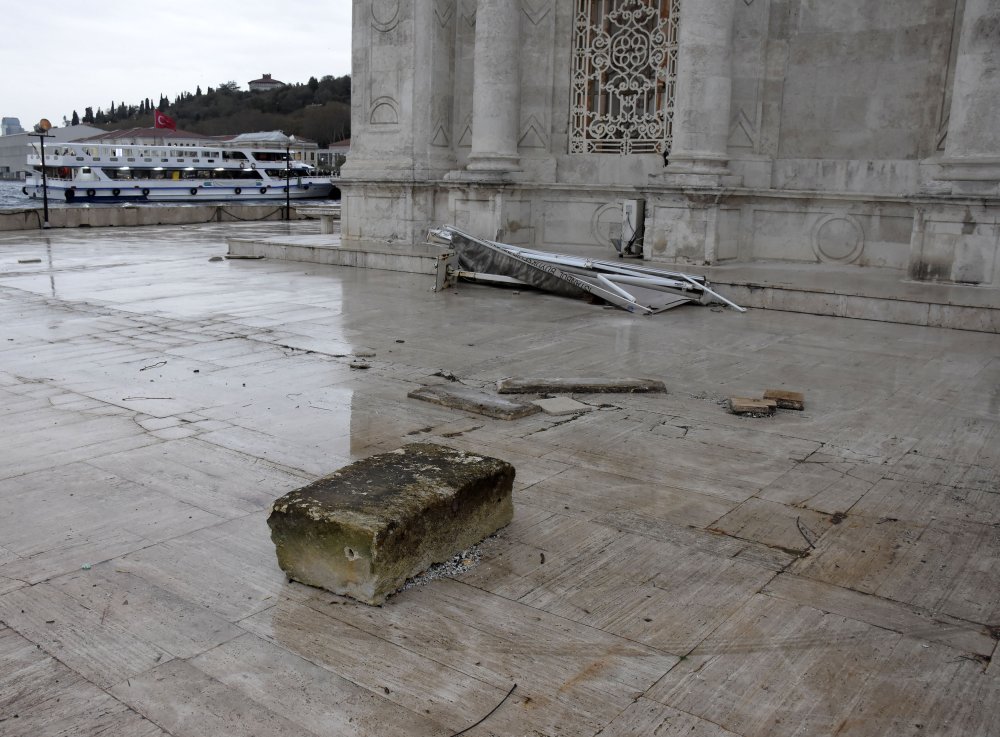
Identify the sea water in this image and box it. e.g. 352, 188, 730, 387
0, 180, 34, 208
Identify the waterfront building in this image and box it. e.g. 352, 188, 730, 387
249, 74, 286, 92
1, 117, 25, 136
341, 0, 1000, 291
0, 124, 104, 180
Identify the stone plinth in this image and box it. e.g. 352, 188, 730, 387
267, 443, 515, 605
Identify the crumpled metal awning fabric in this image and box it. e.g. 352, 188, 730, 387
429, 226, 744, 315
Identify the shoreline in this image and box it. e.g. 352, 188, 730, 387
0, 201, 325, 231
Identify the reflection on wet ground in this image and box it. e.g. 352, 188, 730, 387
0, 221, 998, 736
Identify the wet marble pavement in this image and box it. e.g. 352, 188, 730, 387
0, 221, 998, 737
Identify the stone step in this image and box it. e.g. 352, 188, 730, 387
229, 233, 1000, 333
226, 234, 453, 280
684, 261, 1000, 333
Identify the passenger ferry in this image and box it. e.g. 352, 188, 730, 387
23, 141, 336, 202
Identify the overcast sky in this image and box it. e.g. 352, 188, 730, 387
1, 1, 352, 130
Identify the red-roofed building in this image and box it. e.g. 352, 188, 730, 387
248, 74, 285, 92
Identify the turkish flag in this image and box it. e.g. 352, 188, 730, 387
154, 110, 177, 130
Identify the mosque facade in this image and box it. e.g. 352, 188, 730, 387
340, 0, 999, 288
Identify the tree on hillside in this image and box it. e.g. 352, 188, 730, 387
67, 73, 352, 143
71, 111, 80, 126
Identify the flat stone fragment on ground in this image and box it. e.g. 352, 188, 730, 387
267, 443, 515, 605
496, 377, 667, 394
531, 396, 594, 416
729, 397, 776, 416
408, 384, 540, 420
764, 389, 805, 410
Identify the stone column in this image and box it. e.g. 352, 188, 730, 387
938, 0, 1000, 194
466, 0, 521, 173
661, 0, 737, 185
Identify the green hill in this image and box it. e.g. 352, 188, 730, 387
72, 75, 351, 147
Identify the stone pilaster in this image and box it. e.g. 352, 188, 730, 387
659, 0, 737, 186
936, 0, 1000, 195
465, 0, 522, 173
340, 0, 456, 246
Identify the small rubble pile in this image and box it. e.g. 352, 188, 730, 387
728, 389, 806, 417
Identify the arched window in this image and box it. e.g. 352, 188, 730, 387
570, 0, 680, 155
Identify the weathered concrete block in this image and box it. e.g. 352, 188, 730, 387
267, 443, 515, 605
763, 389, 805, 410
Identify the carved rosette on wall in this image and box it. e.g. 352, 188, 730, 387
570, 0, 681, 155
811, 214, 866, 264
591, 202, 624, 245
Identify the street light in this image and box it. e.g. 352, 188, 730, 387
33, 118, 53, 229
285, 134, 296, 221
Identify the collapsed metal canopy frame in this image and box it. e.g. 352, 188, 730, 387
429, 226, 745, 314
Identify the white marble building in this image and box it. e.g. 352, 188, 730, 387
341, 0, 999, 288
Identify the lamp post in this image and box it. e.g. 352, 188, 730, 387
33, 118, 53, 229
285, 135, 295, 221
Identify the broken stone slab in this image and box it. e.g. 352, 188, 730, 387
763, 389, 805, 410
496, 377, 667, 394
531, 396, 594, 416
408, 384, 540, 420
728, 397, 777, 416
268, 443, 515, 605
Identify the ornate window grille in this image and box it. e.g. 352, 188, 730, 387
570, 0, 680, 155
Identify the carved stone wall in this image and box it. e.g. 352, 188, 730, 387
342, 0, 998, 288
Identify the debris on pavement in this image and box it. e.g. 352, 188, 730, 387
408, 384, 540, 420
531, 397, 594, 415
728, 397, 777, 416
497, 377, 666, 394
764, 389, 806, 410
429, 225, 745, 314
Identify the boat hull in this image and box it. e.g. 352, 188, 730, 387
23, 179, 337, 203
